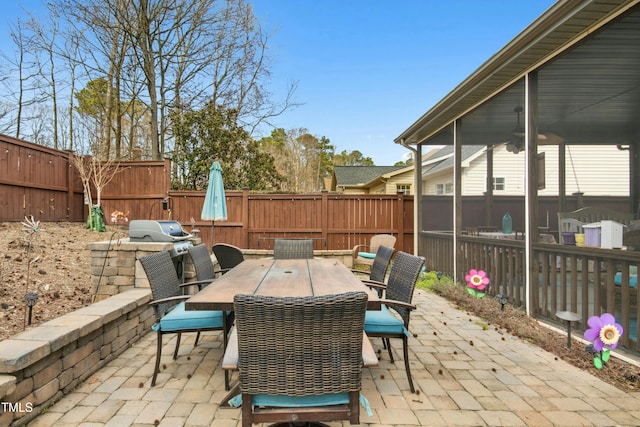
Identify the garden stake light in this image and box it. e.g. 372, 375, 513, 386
496, 293, 508, 311
24, 292, 39, 326
556, 311, 581, 349
20, 216, 43, 329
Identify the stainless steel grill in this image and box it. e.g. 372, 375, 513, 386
129, 220, 194, 256
129, 220, 194, 279
129, 220, 192, 242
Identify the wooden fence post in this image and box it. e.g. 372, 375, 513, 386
397, 191, 405, 253
163, 158, 172, 197
67, 151, 75, 220
321, 190, 328, 247
242, 188, 249, 248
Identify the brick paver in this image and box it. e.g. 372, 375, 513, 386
25, 290, 640, 426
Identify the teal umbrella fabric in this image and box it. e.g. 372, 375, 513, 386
201, 161, 227, 246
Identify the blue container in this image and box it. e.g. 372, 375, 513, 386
502, 212, 512, 234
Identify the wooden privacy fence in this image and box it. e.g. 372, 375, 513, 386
106, 190, 414, 254
0, 135, 84, 221
0, 135, 413, 252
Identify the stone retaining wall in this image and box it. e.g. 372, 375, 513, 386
88, 239, 201, 301
0, 289, 152, 426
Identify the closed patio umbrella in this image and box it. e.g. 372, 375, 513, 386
201, 161, 227, 248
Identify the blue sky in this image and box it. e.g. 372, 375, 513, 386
3, 1, 557, 165
250, 0, 557, 164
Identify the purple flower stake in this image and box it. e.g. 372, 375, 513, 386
465, 269, 489, 298
583, 313, 623, 369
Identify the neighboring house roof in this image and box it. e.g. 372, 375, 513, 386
422, 145, 485, 176
333, 166, 404, 190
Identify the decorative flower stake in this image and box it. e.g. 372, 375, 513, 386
465, 269, 489, 298
583, 313, 623, 369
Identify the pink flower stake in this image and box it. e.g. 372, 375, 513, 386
465, 269, 489, 297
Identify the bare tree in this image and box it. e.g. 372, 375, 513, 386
203, 0, 299, 134
4, 19, 41, 139
25, 5, 63, 149
64, 33, 81, 151
2, 0, 298, 167
57, 0, 132, 160
71, 152, 121, 231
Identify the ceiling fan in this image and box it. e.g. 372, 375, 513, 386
506, 107, 525, 153
503, 107, 565, 154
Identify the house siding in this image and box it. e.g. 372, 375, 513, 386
423, 145, 629, 196
384, 171, 414, 194
424, 169, 452, 195
370, 183, 386, 194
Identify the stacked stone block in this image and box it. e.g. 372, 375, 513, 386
89, 239, 202, 302
0, 289, 152, 426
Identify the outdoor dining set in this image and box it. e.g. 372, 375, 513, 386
138, 237, 424, 426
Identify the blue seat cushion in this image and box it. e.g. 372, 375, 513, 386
364, 305, 409, 336
228, 393, 373, 416
358, 252, 376, 259
253, 393, 349, 408
614, 272, 638, 288
153, 301, 225, 332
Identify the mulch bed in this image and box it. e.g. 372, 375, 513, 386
431, 281, 640, 392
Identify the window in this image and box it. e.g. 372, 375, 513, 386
493, 177, 505, 191
436, 183, 453, 195
396, 184, 411, 195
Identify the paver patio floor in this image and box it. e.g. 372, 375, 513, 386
27, 290, 640, 427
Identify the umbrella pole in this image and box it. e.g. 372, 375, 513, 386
211, 220, 214, 250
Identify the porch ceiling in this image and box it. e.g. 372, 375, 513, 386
398, 0, 640, 147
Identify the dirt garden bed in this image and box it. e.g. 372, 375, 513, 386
431, 279, 640, 392
0, 221, 124, 340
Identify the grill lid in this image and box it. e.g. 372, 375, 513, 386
129, 220, 192, 242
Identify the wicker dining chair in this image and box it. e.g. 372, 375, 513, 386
187, 244, 217, 283
211, 243, 245, 274
234, 291, 368, 426
363, 251, 424, 393
273, 238, 314, 259
351, 245, 395, 295
139, 250, 232, 386
352, 234, 396, 267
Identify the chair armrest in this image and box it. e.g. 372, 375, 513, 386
362, 279, 386, 298
350, 268, 369, 275
361, 279, 386, 290
352, 244, 370, 258
222, 327, 238, 371
362, 333, 378, 367
149, 295, 190, 307
181, 279, 215, 290
379, 298, 416, 311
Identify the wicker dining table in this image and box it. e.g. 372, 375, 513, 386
184, 257, 382, 311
